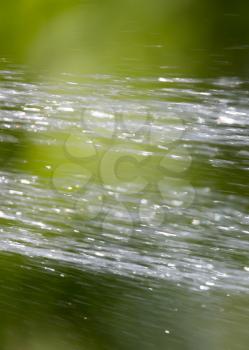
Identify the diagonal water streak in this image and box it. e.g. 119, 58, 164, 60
0, 64, 249, 294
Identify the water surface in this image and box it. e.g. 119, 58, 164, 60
0, 61, 249, 349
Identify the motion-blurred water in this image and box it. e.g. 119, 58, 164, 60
0, 60, 248, 349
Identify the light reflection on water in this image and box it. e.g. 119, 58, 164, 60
0, 62, 249, 349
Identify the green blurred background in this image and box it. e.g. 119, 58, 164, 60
0, 0, 248, 76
